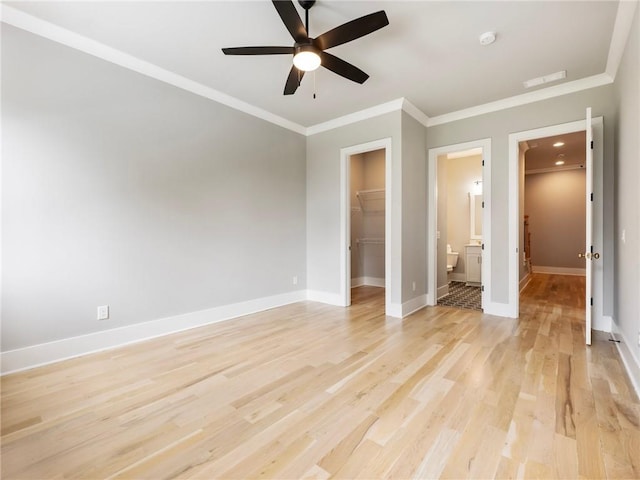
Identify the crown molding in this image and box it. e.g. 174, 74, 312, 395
401, 98, 430, 127
525, 164, 585, 175
606, 0, 639, 79
0, 4, 307, 135
2, 3, 630, 136
305, 98, 404, 136
426, 73, 613, 127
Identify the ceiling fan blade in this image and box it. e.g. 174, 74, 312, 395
272, 0, 307, 43
284, 65, 305, 95
320, 52, 369, 84
314, 11, 389, 50
222, 46, 294, 55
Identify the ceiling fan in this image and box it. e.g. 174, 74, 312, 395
222, 0, 389, 95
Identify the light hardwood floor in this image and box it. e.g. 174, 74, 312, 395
2, 274, 638, 479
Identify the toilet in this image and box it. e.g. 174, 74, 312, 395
446, 244, 459, 272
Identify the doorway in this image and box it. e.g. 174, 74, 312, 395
520, 131, 587, 285
340, 138, 392, 313
349, 149, 386, 305
427, 138, 491, 311
508, 115, 606, 335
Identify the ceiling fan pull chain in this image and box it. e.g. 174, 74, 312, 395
313, 71, 316, 99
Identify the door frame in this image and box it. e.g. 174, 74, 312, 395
427, 138, 491, 309
340, 138, 392, 312
508, 117, 605, 327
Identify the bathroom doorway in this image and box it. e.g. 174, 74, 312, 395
427, 138, 491, 312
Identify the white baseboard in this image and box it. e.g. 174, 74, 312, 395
307, 290, 345, 306
483, 302, 517, 318
519, 273, 531, 292
449, 273, 466, 282
351, 276, 385, 288
610, 328, 640, 398
531, 266, 586, 276
437, 284, 449, 300
401, 295, 427, 317
593, 315, 612, 333
387, 303, 403, 318
1, 290, 308, 375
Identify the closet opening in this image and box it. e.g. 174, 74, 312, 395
349, 148, 386, 307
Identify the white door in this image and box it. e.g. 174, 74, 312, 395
582, 107, 598, 345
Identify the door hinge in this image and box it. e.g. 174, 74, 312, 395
590, 140, 594, 149
590, 297, 593, 306
481, 285, 485, 292
482, 160, 485, 166
590, 192, 593, 201
482, 201, 485, 208
481, 243, 485, 250
590, 245, 594, 253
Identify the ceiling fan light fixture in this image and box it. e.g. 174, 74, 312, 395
293, 46, 321, 71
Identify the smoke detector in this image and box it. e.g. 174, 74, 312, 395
479, 32, 496, 46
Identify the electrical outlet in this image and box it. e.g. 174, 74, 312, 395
293, 276, 298, 285
97, 305, 109, 321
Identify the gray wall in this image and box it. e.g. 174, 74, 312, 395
427, 84, 615, 313
400, 112, 427, 303
437, 155, 448, 291
525, 170, 586, 269
2, 26, 307, 351
613, 7, 640, 370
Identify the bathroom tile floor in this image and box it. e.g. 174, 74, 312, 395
437, 281, 482, 311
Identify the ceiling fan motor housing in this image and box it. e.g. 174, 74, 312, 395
298, 1, 316, 11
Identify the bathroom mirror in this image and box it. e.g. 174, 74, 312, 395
469, 193, 483, 240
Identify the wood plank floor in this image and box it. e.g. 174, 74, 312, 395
2, 274, 638, 479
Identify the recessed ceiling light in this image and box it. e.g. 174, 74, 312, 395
479, 32, 496, 46
553, 141, 565, 147
555, 160, 565, 166
523, 70, 567, 89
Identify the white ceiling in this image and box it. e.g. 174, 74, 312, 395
4, 1, 621, 128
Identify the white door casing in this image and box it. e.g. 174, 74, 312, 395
340, 138, 392, 313
508, 114, 605, 334
426, 138, 491, 310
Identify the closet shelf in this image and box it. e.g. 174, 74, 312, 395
356, 188, 385, 213
356, 237, 385, 245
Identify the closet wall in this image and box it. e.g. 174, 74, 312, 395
350, 149, 385, 287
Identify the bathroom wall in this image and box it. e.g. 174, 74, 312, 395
525, 169, 586, 272
436, 155, 448, 294
350, 149, 385, 286
446, 154, 483, 280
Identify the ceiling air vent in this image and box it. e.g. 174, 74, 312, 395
523, 70, 566, 89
